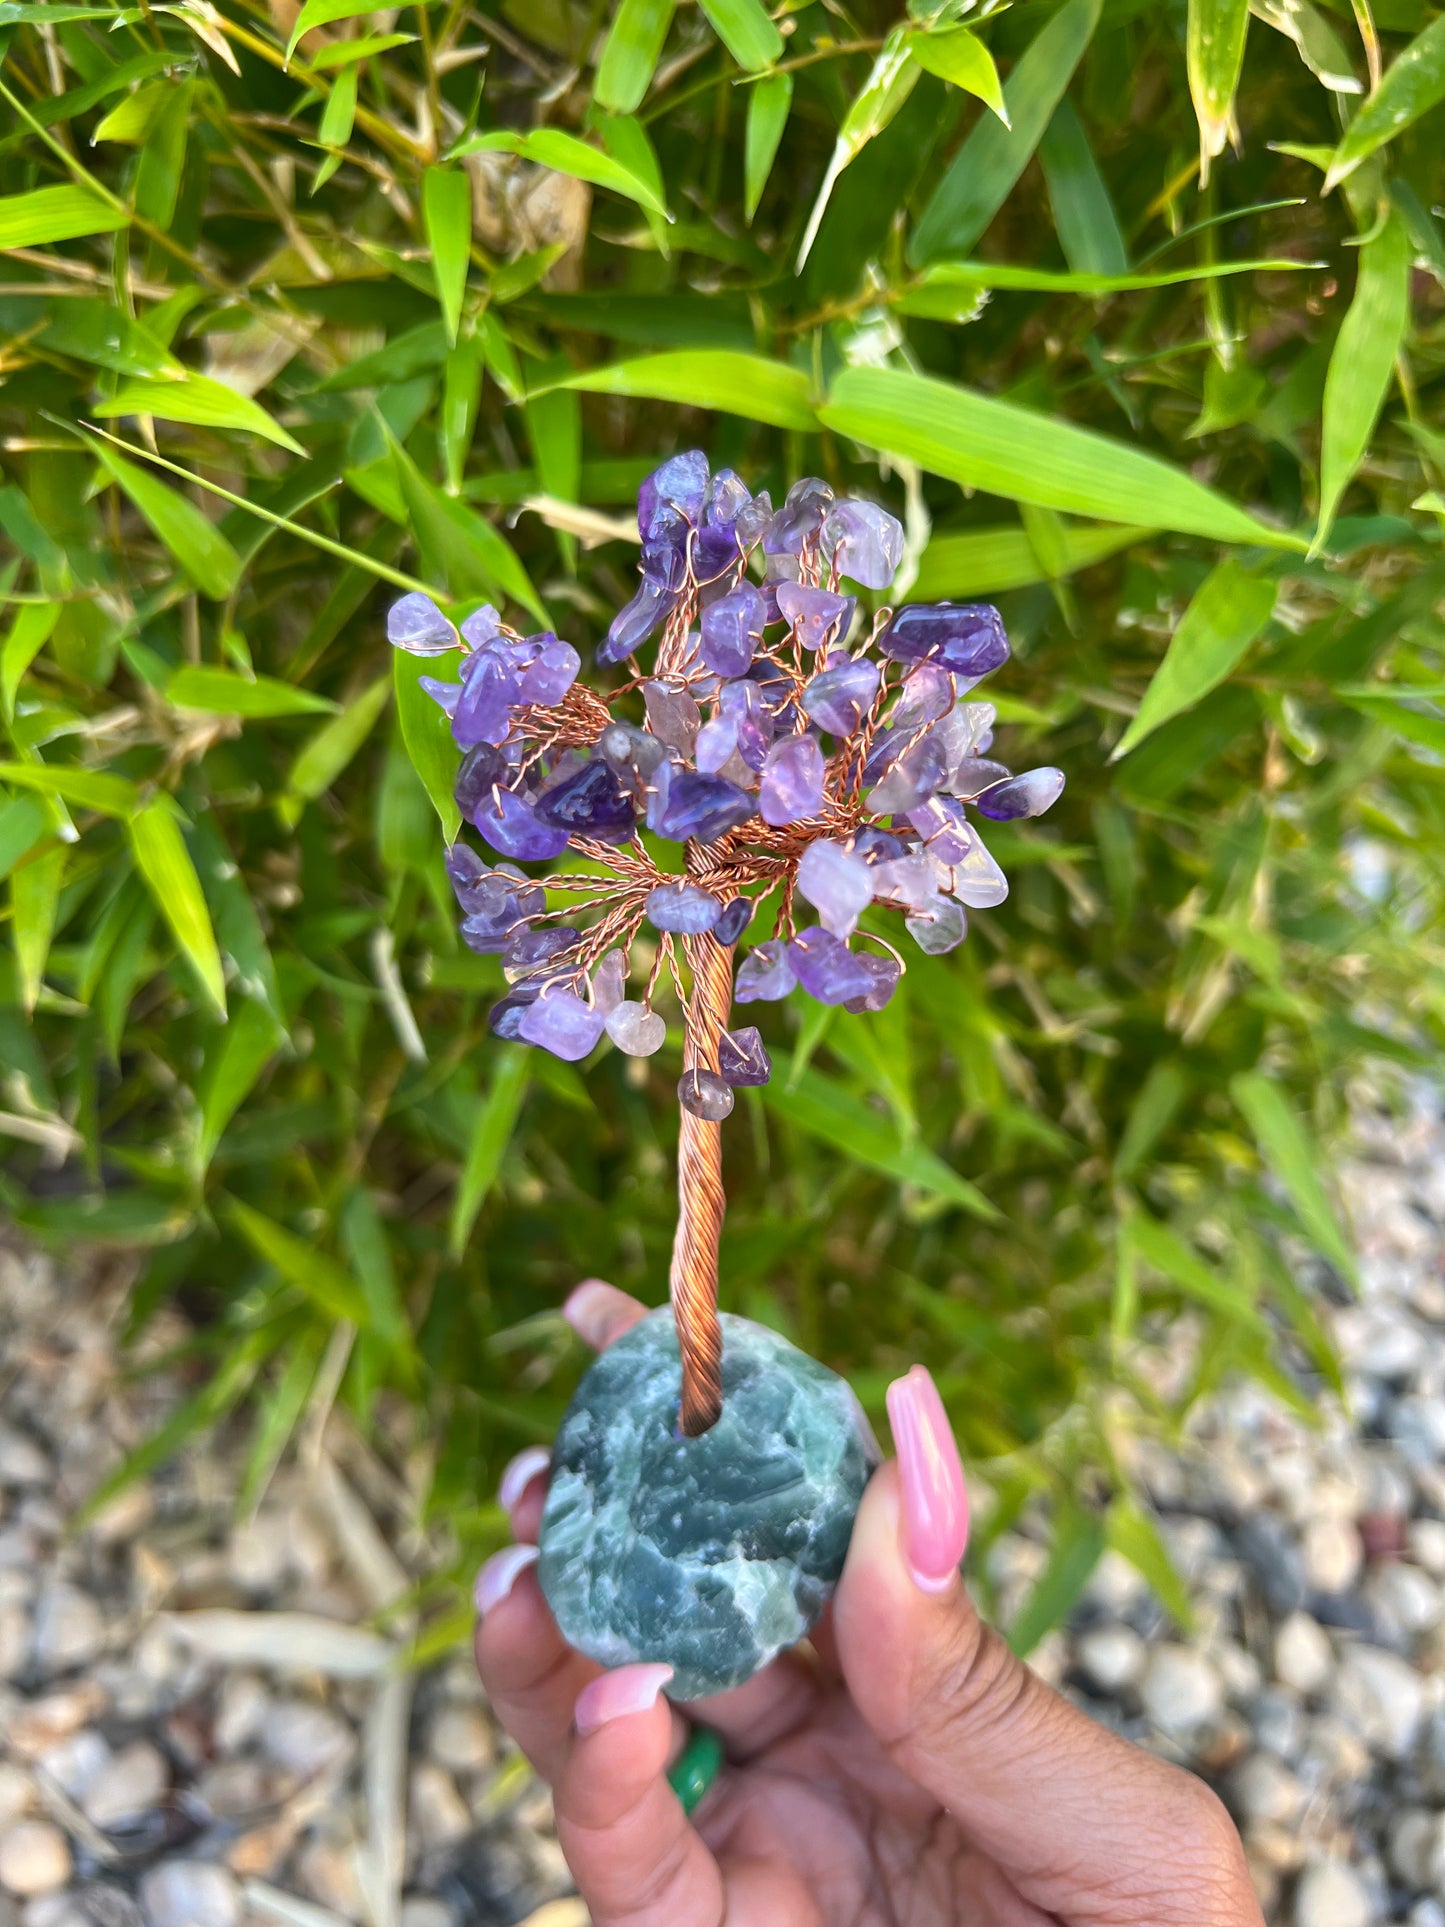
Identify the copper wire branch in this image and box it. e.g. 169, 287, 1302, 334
670, 915, 732, 1435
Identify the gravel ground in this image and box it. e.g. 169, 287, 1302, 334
3, 1076, 1445, 1927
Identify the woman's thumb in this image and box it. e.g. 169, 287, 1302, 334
833, 1368, 1256, 1926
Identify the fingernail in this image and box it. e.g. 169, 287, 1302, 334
574, 1662, 674, 1736
886, 1366, 968, 1594
474, 1543, 539, 1617
498, 1446, 550, 1515
562, 1279, 619, 1347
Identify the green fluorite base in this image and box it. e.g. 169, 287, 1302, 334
537, 1309, 879, 1700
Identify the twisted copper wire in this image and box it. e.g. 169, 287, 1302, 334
670, 924, 732, 1435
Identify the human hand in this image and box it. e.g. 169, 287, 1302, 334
475, 1281, 1262, 1927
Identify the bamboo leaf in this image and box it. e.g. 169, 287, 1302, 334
913, 519, 1147, 600
744, 70, 792, 222
0, 797, 45, 884
762, 1066, 999, 1220
128, 799, 227, 1020
316, 62, 357, 150
0, 760, 140, 817
1125, 1213, 1270, 1332
1037, 98, 1127, 274
285, 0, 382, 61
1107, 1499, 1194, 1629
450, 1046, 531, 1258
697, 0, 782, 71
559, 351, 818, 431
94, 375, 305, 456
0, 184, 128, 247
1251, 0, 1361, 94
450, 129, 668, 217
223, 1195, 371, 1324
11, 844, 65, 1014
197, 996, 283, 1168
1007, 1505, 1106, 1656
388, 433, 546, 622
905, 24, 1006, 120
166, 665, 337, 719
134, 80, 190, 230
394, 646, 461, 838
1231, 1071, 1359, 1285
1323, 12, 1445, 190
911, 0, 1102, 264
1187, 0, 1251, 179
423, 167, 473, 348
287, 673, 392, 808
1315, 211, 1411, 553
1111, 560, 1277, 760
819, 366, 1304, 549
797, 29, 919, 268
897, 255, 1321, 311
594, 0, 676, 114
85, 435, 242, 601
1, 603, 59, 722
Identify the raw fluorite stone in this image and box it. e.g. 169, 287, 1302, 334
734, 938, 795, 1002
646, 881, 723, 934
713, 897, 752, 945
802, 657, 879, 736
605, 1001, 666, 1056
879, 602, 1009, 678
717, 1025, 771, 1087
822, 500, 904, 590
537, 1309, 879, 1700
759, 735, 825, 826
796, 838, 873, 939
699, 584, 763, 678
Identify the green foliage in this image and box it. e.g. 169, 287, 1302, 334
2, 0, 1443, 1651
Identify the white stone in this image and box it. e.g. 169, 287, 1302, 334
1217, 1640, 1264, 1704
1409, 1901, 1445, 1927
1293, 1859, 1372, 1927
1231, 1752, 1305, 1827
1075, 1624, 1146, 1696
1141, 1644, 1224, 1737
400, 1900, 456, 1927
1412, 1520, 1445, 1578
260, 1701, 355, 1777
0, 1604, 30, 1682
214, 1674, 269, 1755
1081, 1549, 1147, 1615
81, 1741, 168, 1828
37, 1730, 109, 1801
296, 1838, 362, 1918
0, 1431, 50, 1489
0, 1823, 70, 1897
30, 1587, 104, 1676
1334, 1646, 1425, 1759
139, 1861, 240, 1927
1367, 1563, 1442, 1638
408, 1763, 471, 1854
1387, 1809, 1445, 1890
426, 1703, 493, 1775
1302, 1518, 1363, 1595
1274, 1613, 1335, 1696
0, 1767, 31, 1829
226, 1514, 291, 1596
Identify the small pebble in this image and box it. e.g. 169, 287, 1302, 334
0, 1824, 71, 1898
1273, 1612, 1334, 1696
1075, 1624, 1146, 1696
1140, 1645, 1223, 1737
427, 1703, 494, 1775
1292, 1858, 1372, 1927
139, 1862, 240, 1927
82, 1741, 168, 1829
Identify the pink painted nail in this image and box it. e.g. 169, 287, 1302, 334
886, 1366, 969, 1594
474, 1543, 539, 1617
498, 1446, 550, 1515
563, 1280, 641, 1351
574, 1663, 674, 1736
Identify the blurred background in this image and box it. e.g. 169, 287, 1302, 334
1, 0, 1443, 1918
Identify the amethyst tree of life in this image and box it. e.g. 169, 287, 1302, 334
387, 451, 1065, 1699
389, 451, 1062, 1111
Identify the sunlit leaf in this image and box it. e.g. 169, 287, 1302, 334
166, 665, 337, 719
11, 843, 65, 1014
594, 0, 676, 114
1231, 1072, 1358, 1285
94, 375, 306, 456
449, 129, 668, 217
820, 366, 1304, 548
1315, 210, 1411, 553
129, 799, 227, 1020
223, 1195, 371, 1324
0, 183, 128, 247
697, 0, 782, 71
1323, 12, 1445, 190
744, 70, 792, 223
423, 167, 473, 348
85, 435, 242, 601
912, 0, 1102, 263
1187, 0, 1250, 179
1111, 560, 1277, 759
559, 351, 817, 431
